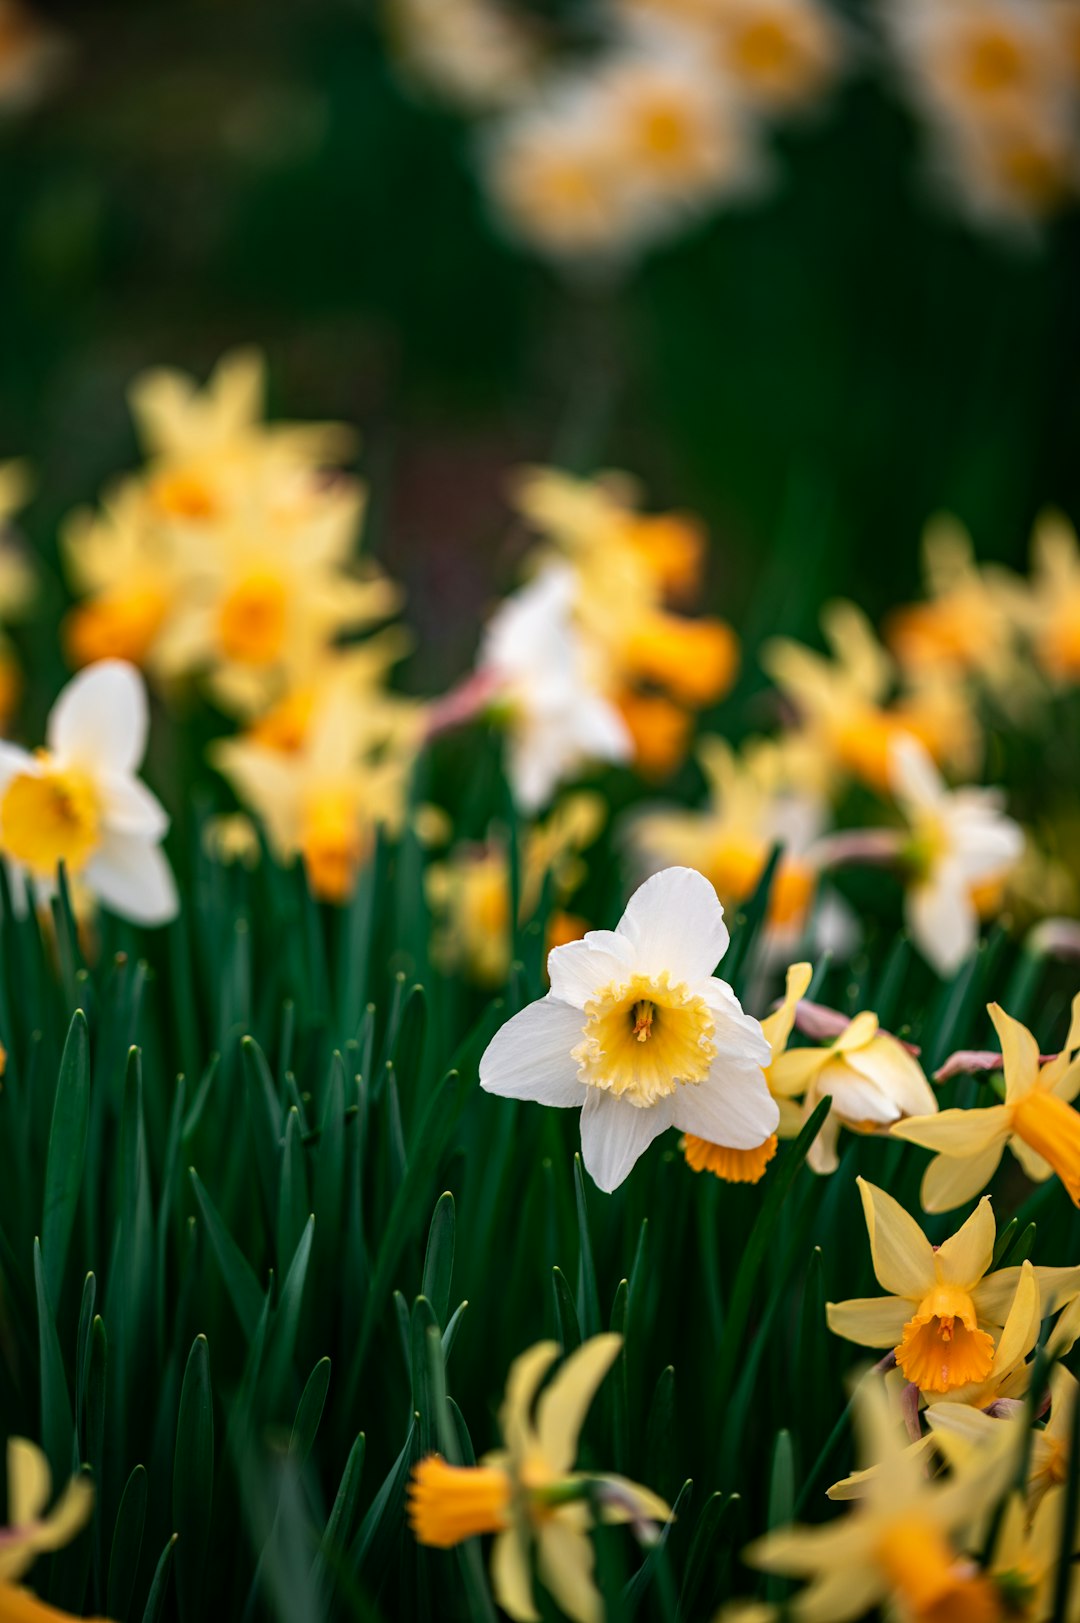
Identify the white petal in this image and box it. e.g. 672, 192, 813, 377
547, 930, 636, 1010
671, 1067, 778, 1148
479, 997, 588, 1106
84, 832, 177, 925
47, 661, 148, 774
701, 980, 773, 1067
579, 1091, 672, 1193
100, 770, 169, 840
907, 875, 976, 977
615, 867, 729, 984
891, 737, 944, 813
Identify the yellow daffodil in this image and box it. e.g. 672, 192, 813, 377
827, 1180, 1080, 1396
891, 739, 1023, 978
740, 1375, 1012, 1623
387, 0, 541, 111
480, 866, 775, 1192
928, 1363, 1079, 1515
987, 1485, 1079, 1621
0, 1435, 108, 1621
212, 689, 420, 905
61, 482, 180, 670
763, 600, 979, 794
427, 793, 604, 987
892, 996, 1080, 1212
627, 735, 830, 947
707, 0, 844, 115
0, 661, 177, 925
767, 1005, 936, 1174
408, 1334, 671, 1623
828, 1260, 1043, 1501
681, 959, 813, 1183
1026, 511, 1080, 684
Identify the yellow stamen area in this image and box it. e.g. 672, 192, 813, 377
630, 514, 704, 600
151, 470, 219, 521
682, 1132, 777, 1183
64, 588, 169, 668
625, 615, 739, 708
960, 28, 1027, 98
732, 18, 799, 85
875, 1517, 1002, 1622
218, 572, 289, 666
616, 690, 692, 780
299, 792, 367, 905
1012, 1089, 1080, 1205
633, 102, 699, 174
247, 688, 315, 754
407, 1455, 511, 1548
0, 762, 100, 878
572, 972, 716, 1107
895, 1285, 994, 1395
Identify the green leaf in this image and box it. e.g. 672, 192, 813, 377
276, 1106, 309, 1269
107, 1463, 148, 1621
261, 1215, 315, 1411
353, 1417, 416, 1582
421, 1192, 455, 1328
574, 1155, 600, 1339
622, 1477, 692, 1620
173, 1335, 214, 1623
310, 1432, 365, 1610
552, 1266, 581, 1354
766, 1430, 796, 1603
679, 1492, 740, 1620
242, 1036, 282, 1225
290, 1357, 331, 1469
189, 1169, 264, 1342
34, 1238, 72, 1482
140, 1535, 178, 1623
646, 1366, 677, 1506
74, 1271, 96, 1453
41, 1008, 90, 1306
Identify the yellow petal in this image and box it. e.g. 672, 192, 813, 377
490, 1529, 539, 1623
973, 1264, 1080, 1325
833, 1011, 881, 1054
499, 1342, 560, 1465
536, 1521, 602, 1623
919, 1142, 1006, 1215
760, 962, 814, 1058
1041, 992, 1080, 1095
535, 1334, 621, 1475
892, 1105, 1012, 1157
592, 1474, 672, 1526
988, 1003, 1041, 1102
7, 1441, 50, 1528
825, 1296, 911, 1349
988, 1261, 1040, 1378
857, 1177, 935, 1299
29, 1476, 94, 1556
0, 1585, 109, 1623
934, 1197, 996, 1289
768, 1047, 831, 1099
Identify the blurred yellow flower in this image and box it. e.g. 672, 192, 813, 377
763, 600, 980, 794
1026, 511, 1080, 684
0, 1435, 107, 1621
211, 688, 420, 904
740, 1373, 1010, 1623
62, 483, 177, 670
893, 996, 1080, 1212
386, 0, 541, 110
408, 1334, 671, 1623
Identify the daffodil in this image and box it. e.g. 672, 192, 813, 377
477, 564, 632, 813
387, 0, 541, 111
891, 738, 1023, 978
763, 600, 979, 794
927, 1363, 1079, 1515
627, 735, 831, 950
480, 865, 775, 1192
1025, 511, 1080, 684
681, 959, 813, 1183
987, 1484, 1080, 1620
699, 0, 845, 115
61, 481, 180, 670
827, 1179, 1080, 1396
893, 997, 1080, 1213
0, 1435, 108, 1621
427, 794, 604, 987
767, 1005, 936, 1175
0, 660, 177, 925
211, 688, 420, 904
408, 1334, 671, 1623
740, 1375, 1012, 1623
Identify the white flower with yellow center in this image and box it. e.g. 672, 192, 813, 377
0, 660, 177, 925
892, 737, 1023, 977
480, 866, 775, 1191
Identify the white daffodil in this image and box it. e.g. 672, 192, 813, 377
0, 660, 177, 925
479, 866, 775, 1191
891, 738, 1023, 977
479, 563, 632, 813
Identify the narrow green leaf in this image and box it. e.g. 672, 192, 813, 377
290, 1357, 331, 1470
140, 1535, 178, 1623
421, 1192, 455, 1328
189, 1169, 263, 1342
261, 1215, 314, 1410
766, 1430, 796, 1603
352, 1417, 416, 1581
34, 1238, 73, 1481
622, 1478, 692, 1620
552, 1266, 582, 1354
574, 1155, 600, 1339
173, 1335, 214, 1623
276, 1106, 309, 1269
42, 1009, 90, 1306
411, 1296, 439, 1454
242, 1036, 282, 1225
646, 1366, 677, 1506
678, 1492, 740, 1621
107, 1464, 148, 1621
310, 1432, 365, 1609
